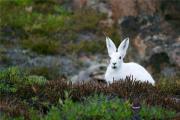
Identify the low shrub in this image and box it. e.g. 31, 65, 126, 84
29, 66, 60, 80
0, 0, 111, 55
65, 40, 106, 54
156, 76, 180, 95
21, 35, 61, 55
1, 67, 178, 119
2, 94, 176, 120
0, 67, 47, 94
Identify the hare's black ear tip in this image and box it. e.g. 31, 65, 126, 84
103, 32, 110, 40
103, 32, 107, 36
106, 36, 110, 40
125, 37, 129, 43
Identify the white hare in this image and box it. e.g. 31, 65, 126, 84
105, 37, 155, 85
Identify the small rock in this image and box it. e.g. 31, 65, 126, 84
71, 63, 107, 83
161, 67, 177, 77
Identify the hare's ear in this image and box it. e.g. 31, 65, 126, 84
106, 37, 116, 57
118, 38, 129, 57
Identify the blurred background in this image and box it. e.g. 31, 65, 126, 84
0, 0, 179, 82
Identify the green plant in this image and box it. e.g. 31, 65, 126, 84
66, 40, 106, 54
42, 94, 131, 120
25, 75, 47, 85
21, 36, 61, 54
0, 0, 66, 32
140, 104, 176, 119
29, 66, 60, 80
0, 0, 109, 55
1, 73, 178, 119
102, 27, 121, 46
156, 76, 180, 95
69, 9, 105, 31
0, 67, 22, 93
42, 94, 175, 120
0, 67, 47, 94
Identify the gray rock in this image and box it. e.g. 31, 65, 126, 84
0, 47, 81, 77
71, 63, 107, 83
77, 32, 96, 42
119, 15, 180, 75
161, 67, 177, 77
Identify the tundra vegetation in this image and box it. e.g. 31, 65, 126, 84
0, 0, 179, 119
0, 67, 179, 119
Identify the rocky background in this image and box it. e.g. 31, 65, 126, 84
0, 0, 179, 83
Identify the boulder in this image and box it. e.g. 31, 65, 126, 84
71, 64, 107, 83
119, 15, 180, 76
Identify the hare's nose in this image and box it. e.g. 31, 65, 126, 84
113, 63, 116, 65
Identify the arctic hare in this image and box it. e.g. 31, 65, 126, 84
105, 37, 155, 85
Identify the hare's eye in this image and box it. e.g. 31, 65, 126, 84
119, 56, 121, 59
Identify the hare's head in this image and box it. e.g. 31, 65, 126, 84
106, 37, 129, 70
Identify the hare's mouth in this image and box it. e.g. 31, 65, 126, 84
112, 66, 117, 69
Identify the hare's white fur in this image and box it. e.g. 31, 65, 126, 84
105, 37, 155, 85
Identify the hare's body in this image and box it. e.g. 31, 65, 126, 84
105, 62, 154, 84
105, 37, 155, 85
